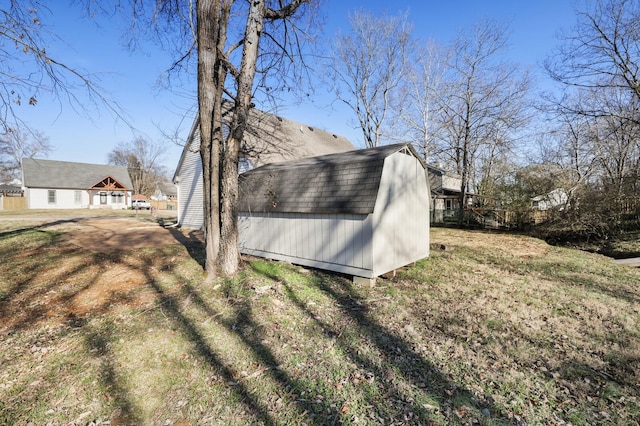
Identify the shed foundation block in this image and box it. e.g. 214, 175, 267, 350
353, 276, 376, 287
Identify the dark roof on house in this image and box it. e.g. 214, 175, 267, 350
174, 101, 355, 182
22, 158, 133, 190
239, 143, 422, 215
0, 184, 22, 192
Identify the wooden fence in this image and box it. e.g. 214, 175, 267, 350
0, 196, 27, 211
149, 200, 177, 211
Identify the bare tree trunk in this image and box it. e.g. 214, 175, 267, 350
197, 0, 221, 280
218, 0, 265, 276
459, 134, 470, 224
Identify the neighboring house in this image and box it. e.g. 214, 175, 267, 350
173, 104, 355, 229
238, 143, 430, 280
0, 183, 23, 197
532, 188, 568, 211
426, 164, 468, 223
151, 179, 178, 201
0, 183, 25, 210
21, 158, 133, 209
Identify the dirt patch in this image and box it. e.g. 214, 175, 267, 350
53, 218, 203, 252
0, 217, 205, 333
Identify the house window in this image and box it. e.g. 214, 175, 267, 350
74, 191, 82, 205
99, 192, 107, 204
111, 192, 123, 203
48, 190, 56, 205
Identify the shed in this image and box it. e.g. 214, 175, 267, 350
238, 143, 430, 279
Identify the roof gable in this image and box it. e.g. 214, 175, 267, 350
22, 158, 133, 190
174, 101, 355, 182
239, 143, 421, 215
89, 176, 128, 190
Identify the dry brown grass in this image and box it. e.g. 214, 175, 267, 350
1, 220, 639, 425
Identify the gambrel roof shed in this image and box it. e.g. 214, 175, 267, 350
238, 143, 431, 279
239, 143, 410, 214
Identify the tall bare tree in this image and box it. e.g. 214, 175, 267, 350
199, 0, 313, 278
543, 0, 640, 221
541, 93, 600, 211
545, 0, 640, 123
107, 136, 167, 196
395, 41, 450, 162
0, 127, 51, 182
91, 0, 314, 279
330, 10, 413, 148
439, 19, 531, 213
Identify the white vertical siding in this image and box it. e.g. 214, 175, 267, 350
239, 212, 375, 277
371, 152, 430, 276
176, 139, 205, 229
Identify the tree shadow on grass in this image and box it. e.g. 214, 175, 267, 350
144, 280, 277, 424
0, 218, 80, 239
250, 262, 509, 423
147, 276, 348, 424
2, 224, 304, 423
83, 322, 142, 424
0, 243, 145, 423
163, 224, 206, 269
1, 220, 514, 424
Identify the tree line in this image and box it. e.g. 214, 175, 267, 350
331, 1, 640, 238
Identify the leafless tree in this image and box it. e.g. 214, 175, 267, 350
439, 19, 532, 214
0, 127, 51, 182
545, 0, 640, 123
555, 0, 640, 91
541, 0, 640, 235
114, 0, 314, 278
395, 41, 450, 162
0, 1, 124, 132
199, 0, 314, 277
107, 136, 167, 196
330, 10, 413, 148
588, 88, 640, 196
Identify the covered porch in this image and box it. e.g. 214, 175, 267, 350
89, 176, 130, 209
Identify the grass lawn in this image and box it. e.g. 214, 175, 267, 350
1, 220, 639, 425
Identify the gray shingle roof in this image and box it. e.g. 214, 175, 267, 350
239, 143, 416, 215
22, 158, 133, 190
174, 101, 355, 182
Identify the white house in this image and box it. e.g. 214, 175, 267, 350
173, 104, 355, 229
21, 158, 133, 209
238, 143, 430, 279
532, 188, 568, 211
427, 164, 463, 223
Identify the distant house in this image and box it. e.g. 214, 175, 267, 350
173, 104, 355, 229
0, 183, 25, 210
532, 188, 568, 211
21, 158, 133, 209
238, 143, 430, 280
427, 164, 470, 223
0, 183, 23, 197
150, 179, 178, 201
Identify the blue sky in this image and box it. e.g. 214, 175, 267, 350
15, 0, 578, 172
